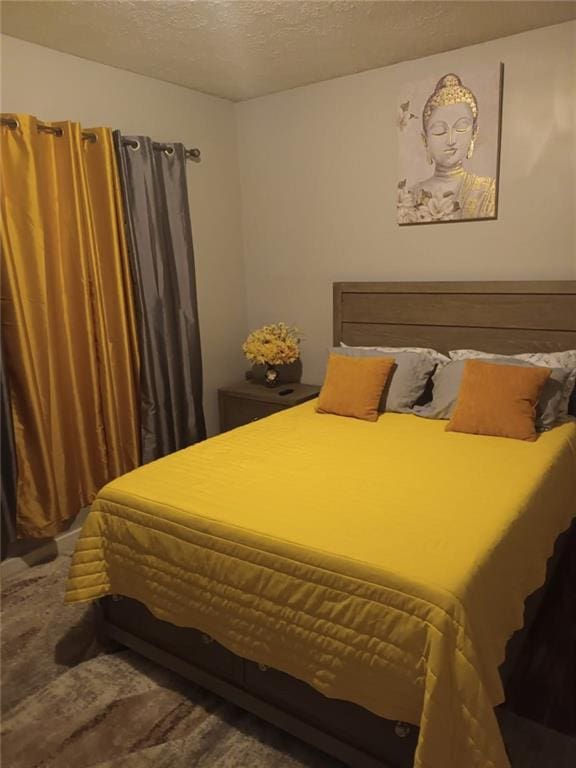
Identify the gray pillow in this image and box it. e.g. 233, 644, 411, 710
331, 348, 436, 413
413, 358, 572, 430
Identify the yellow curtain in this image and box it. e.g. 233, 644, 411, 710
0, 114, 140, 538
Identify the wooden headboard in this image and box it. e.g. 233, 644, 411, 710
333, 281, 576, 354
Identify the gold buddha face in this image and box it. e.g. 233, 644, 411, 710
423, 102, 476, 170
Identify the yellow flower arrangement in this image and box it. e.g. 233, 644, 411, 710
242, 323, 300, 366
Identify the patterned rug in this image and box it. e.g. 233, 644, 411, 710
2, 555, 575, 768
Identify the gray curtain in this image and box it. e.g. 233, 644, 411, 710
113, 134, 206, 462
1, 344, 17, 558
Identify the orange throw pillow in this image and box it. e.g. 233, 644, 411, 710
317, 353, 395, 421
446, 360, 551, 441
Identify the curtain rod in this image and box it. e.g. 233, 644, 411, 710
1, 117, 201, 162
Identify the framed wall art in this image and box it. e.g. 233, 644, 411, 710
397, 63, 503, 225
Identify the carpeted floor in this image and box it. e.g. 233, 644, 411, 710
2, 555, 575, 768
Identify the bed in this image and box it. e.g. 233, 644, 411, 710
66, 281, 576, 768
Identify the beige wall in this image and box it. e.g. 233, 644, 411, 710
3, 23, 576, 424
236, 22, 576, 387
1, 34, 247, 435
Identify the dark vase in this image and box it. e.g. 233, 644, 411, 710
249, 359, 302, 386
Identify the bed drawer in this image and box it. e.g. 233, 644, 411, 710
243, 660, 418, 767
102, 597, 236, 682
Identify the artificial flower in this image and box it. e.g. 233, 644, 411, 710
243, 323, 300, 366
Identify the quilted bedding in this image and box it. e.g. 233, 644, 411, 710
66, 402, 576, 768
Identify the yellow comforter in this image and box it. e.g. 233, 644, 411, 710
66, 403, 576, 768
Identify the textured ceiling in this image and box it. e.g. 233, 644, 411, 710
2, 1, 576, 101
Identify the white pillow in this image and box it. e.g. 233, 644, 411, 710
341, 343, 449, 364
515, 351, 576, 368
448, 349, 576, 366
448, 349, 576, 419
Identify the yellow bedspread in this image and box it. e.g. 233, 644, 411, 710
66, 403, 576, 768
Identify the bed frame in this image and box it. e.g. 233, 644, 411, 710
98, 281, 576, 768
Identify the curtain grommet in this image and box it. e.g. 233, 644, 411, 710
128, 139, 141, 152
1, 117, 20, 130
163, 146, 175, 157
36, 122, 63, 137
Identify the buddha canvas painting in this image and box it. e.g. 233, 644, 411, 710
397, 64, 503, 224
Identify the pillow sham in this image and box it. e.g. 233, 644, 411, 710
446, 360, 551, 441
517, 352, 576, 419
341, 342, 449, 364
448, 349, 576, 419
449, 349, 576, 368
332, 347, 436, 412
413, 358, 572, 430
317, 354, 395, 421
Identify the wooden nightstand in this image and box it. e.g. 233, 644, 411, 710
218, 381, 321, 433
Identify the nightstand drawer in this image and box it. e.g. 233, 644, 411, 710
220, 396, 285, 431
218, 381, 321, 433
